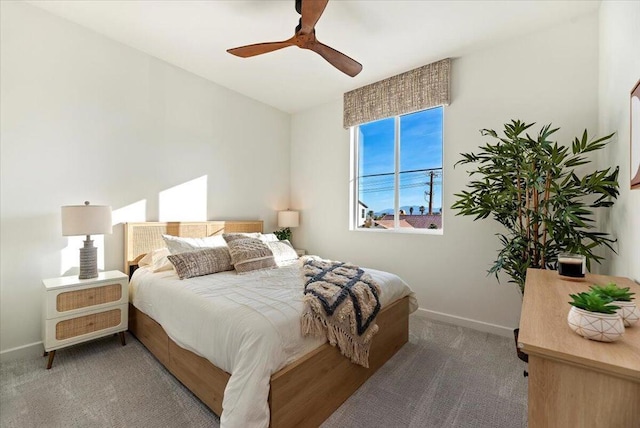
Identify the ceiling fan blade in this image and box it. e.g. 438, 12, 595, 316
227, 39, 295, 58
300, 0, 329, 34
307, 41, 362, 77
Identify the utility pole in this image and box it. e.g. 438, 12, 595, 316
428, 171, 434, 215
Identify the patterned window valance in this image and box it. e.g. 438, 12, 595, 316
343, 58, 451, 129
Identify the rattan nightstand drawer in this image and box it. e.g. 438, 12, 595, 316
44, 272, 128, 318
56, 283, 122, 312
44, 302, 128, 349
55, 308, 121, 340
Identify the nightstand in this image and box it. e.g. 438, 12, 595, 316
295, 249, 306, 256
42, 270, 129, 369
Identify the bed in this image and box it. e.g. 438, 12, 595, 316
124, 221, 417, 428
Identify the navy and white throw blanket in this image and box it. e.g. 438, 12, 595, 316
300, 257, 381, 368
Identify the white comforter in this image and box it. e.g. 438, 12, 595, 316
130, 260, 417, 428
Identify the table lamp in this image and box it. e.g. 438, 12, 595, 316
61, 201, 112, 279
276, 210, 299, 241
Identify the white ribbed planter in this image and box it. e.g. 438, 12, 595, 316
615, 301, 640, 327
567, 306, 625, 342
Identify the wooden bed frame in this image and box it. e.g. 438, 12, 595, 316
124, 221, 410, 427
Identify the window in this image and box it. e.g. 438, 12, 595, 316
350, 106, 443, 232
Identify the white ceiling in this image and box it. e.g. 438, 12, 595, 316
28, 0, 599, 114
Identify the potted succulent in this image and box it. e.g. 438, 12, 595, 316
590, 283, 639, 327
568, 291, 625, 342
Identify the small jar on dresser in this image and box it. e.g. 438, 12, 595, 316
42, 270, 128, 369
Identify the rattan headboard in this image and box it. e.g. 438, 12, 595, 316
124, 221, 264, 276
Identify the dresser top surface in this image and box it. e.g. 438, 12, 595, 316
518, 268, 640, 380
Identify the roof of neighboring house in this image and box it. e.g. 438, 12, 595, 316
373, 219, 414, 229
358, 201, 368, 208
376, 214, 442, 229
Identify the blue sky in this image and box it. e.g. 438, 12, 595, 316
358, 107, 443, 213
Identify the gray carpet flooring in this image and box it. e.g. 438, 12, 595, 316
1, 317, 527, 428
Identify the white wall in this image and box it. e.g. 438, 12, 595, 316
291, 13, 600, 334
598, 1, 640, 282
0, 2, 291, 356
1, 1, 617, 357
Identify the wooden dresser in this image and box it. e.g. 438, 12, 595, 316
518, 268, 640, 427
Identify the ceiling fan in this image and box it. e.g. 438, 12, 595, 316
227, 0, 363, 77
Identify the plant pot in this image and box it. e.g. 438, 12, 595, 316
567, 306, 625, 342
614, 301, 640, 327
513, 328, 528, 363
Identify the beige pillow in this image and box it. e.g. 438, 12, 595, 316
138, 248, 174, 272
138, 251, 155, 267
167, 247, 234, 279
225, 237, 276, 274
267, 240, 299, 266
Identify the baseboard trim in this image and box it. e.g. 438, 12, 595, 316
0, 341, 43, 362
412, 308, 514, 338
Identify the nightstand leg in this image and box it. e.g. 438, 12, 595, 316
46, 350, 56, 370
119, 331, 126, 346
43, 350, 48, 357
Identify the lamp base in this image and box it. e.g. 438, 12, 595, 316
79, 238, 98, 279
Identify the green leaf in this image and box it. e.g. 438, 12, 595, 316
569, 291, 620, 314
590, 283, 635, 302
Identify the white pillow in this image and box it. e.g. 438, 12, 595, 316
162, 234, 227, 254
267, 240, 299, 266
260, 233, 279, 242
138, 248, 174, 272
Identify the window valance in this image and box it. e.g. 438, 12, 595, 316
343, 58, 451, 129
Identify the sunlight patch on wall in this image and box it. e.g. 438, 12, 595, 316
159, 176, 207, 222
112, 199, 147, 224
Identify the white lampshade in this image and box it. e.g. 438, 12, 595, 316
61, 203, 112, 236
278, 210, 300, 228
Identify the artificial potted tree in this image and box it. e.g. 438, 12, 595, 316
452, 120, 620, 358
590, 283, 639, 327
452, 120, 619, 290
568, 291, 624, 342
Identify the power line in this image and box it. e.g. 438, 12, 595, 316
358, 167, 442, 179
360, 182, 442, 193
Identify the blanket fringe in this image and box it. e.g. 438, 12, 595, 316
301, 258, 381, 368
301, 307, 327, 337
301, 298, 378, 368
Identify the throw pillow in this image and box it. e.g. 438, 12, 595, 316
225, 237, 276, 274
167, 247, 234, 279
267, 240, 299, 266
222, 232, 262, 243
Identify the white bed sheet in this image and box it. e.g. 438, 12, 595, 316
130, 259, 417, 428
